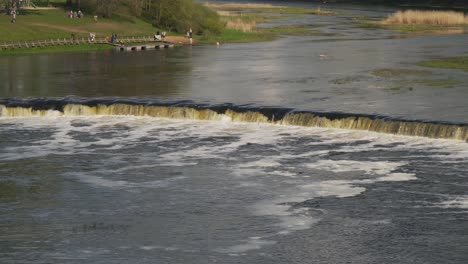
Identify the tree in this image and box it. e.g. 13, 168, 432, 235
144, 0, 223, 34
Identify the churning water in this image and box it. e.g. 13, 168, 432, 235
0, 114, 467, 263
1, 1, 468, 263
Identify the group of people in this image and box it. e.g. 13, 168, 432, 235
109, 33, 118, 44
68, 10, 83, 19
154, 31, 167, 41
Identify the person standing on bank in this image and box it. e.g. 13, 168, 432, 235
189, 28, 193, 45
11, 11, 16, 24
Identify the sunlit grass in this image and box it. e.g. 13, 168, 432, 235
372, 68, 432, 77
199, 24, 319, 44
0, 44, 113, 55
204, 2, 286, 10
355, 10, 468, 33
382, 10, 468, 25
0, 9, 158, 42
224, 18, 257, 32
417, 57, 468, 72
204, 2, 336, 15
414, 79, 459, 87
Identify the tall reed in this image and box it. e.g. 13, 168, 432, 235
382, 10, 468, 25
224, 18, 257, 32
204, 2, 285, 10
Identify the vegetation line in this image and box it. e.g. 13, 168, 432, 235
382, 10, 468, 25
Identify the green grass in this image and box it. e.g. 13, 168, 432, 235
222, 13, 279, 23
0, 9, 158, 42
372, 68, 432, 78
417, 57, 468, 72
199, 24, 326, 44
0, 180, 40, 202
1, 4, 337, 54
259, 25, 321, 36
211, 5, 337, 15
352, 21, 381, 29
353, 19, 468, 33
199, 29, 275, 43
330, 76, 369, 85
414, 78, 459, 87
0, 44, 114, 55
262, 7, 338, 15
383, 24, 450, 32
385, 85, 404, 91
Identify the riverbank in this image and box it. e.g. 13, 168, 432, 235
324, 0, 468, 10
0, 2, 337, 55
0, 9, 157, 42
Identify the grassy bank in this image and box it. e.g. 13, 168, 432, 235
382, 10, 467, 25
198, 2, 335, 44
0, 1, 336, 54
417, 57, 468, 72
198, 25, 320, 44
355, 10, 468, 33
0, 9, 157, 42
0, 44, 114, 56
203, 3, 337, 15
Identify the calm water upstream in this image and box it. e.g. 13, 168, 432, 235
1, 1, 467, 264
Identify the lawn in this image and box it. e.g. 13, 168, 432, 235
0, 8, 158, 42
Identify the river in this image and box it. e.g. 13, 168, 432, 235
0, 1, 467, 263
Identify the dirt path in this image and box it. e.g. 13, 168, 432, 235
30, 24, 196, 44
23, 7, 60, 10
165, 36, 197, 45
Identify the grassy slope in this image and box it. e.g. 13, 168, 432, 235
0, 9, 157, 42
418, 57, 468, 72
0, 3, 336, 53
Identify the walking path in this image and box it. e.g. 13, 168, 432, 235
0, 35, 196, 50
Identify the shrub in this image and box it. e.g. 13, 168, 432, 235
149, 0, 224, 35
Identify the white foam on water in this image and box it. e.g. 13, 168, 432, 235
238, 160, 282, 168
248, 156, 418, 237
73, 174, 132, 189
69, 172, 186, 190
376, 173, 417, 182
251, 195, 321, 235
438, 196, 468, 209
270, 170, 297, 177
237, 181, 263, 188
306, 160, 405, 175
2, 114, 467, 255
232, 167, 266, 178
140, 245, 178, 251
0, 116, 130, 161
310, 180, 367, 198
215, 237, 276, 253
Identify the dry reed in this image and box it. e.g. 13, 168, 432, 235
217, 10, 234, 17
311, 7, 335, 15
382, 10, 468, 25
224, 18, 257, 32
204, 2, 285, 10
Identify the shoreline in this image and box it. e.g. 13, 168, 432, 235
1, 2, 466, 56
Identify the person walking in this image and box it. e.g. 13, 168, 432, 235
11, 11, 16, 24
189, 28, 193, 45
89, 32, 96, 43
